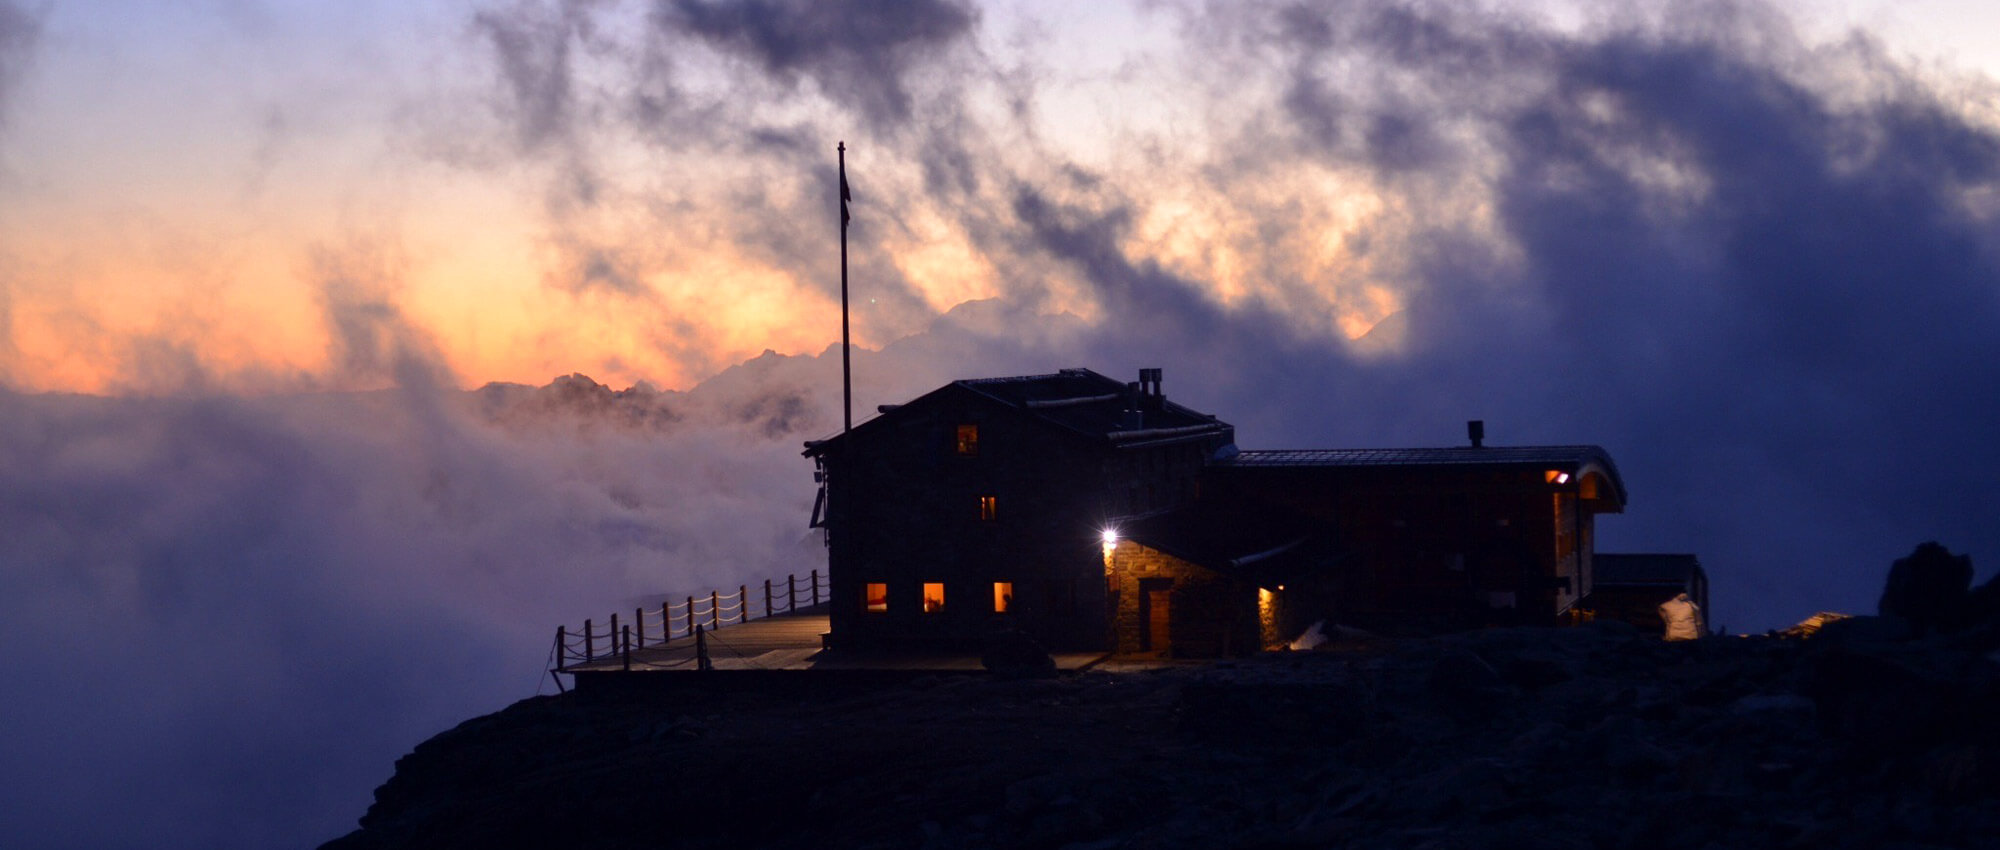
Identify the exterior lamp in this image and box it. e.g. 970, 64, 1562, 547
1101, 528, 1119, 545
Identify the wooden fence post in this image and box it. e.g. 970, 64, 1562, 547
662, 600, 673, 641
695, 624, 712, 672
739, 585, 748, 622
584, 618, 595, 661
609, 612, 619, 654
811, 569, 822, 606
635, 607, 646, 648
555, 626, 567, 672
788, 574, 798, 611
764, 579, 774, 619
622, 625, 632, 671
710, 590, 720, 629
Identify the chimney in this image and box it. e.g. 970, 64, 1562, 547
1124, 382, 1145, 429
1138, 368, 1163, 410
1468, 420, 1485, 448
1138, 368, 1162, 396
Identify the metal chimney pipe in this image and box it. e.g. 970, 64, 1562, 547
1468, 420, 1485, 448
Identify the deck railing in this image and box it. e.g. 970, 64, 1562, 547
550, 569, 824, 675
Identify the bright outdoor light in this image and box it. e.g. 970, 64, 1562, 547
1101, 528, 1119, 545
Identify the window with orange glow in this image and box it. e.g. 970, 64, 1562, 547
955, 424, 979, 456
923, 582, 946, 613
992, 582, 1014, 613
979, 495, 997, 521
864, 583, 888, 612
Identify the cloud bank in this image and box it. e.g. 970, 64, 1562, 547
0, 364, 835, 848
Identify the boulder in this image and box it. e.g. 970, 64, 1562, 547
1879, 541, 1974, 634
981, 627, 1057, 679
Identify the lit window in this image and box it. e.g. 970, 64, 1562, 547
923, 582, 946, 613
979, 495, 997, 521
864, 583, 888, 612
1544, 469, 1571, 485
955, 424, 979, 456
993, 582, 1014, 613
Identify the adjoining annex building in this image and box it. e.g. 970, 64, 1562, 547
805, 367, 1667, 657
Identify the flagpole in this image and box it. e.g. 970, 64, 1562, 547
838, 141, 853, 435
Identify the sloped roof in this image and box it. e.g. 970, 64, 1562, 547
1219, 444, 1626, 505
1224, 445, 1611, 468
1118, 497, 1333, 585
956, 368, 1227, 441
806, 368, 1230, 456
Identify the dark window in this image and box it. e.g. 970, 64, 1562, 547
955, 424, 979, 456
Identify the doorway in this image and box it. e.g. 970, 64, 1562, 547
1138, 578, 1173, 653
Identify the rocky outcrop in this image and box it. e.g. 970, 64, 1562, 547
324, 613, 2000, 849
1879, 541, 1976, 633
325, 544, 2000, 848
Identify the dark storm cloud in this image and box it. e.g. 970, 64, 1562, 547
312, 243, 456, 392
1272, 1, 1553, 173
635, 0, 988, 330
1009, 182, 1297, 360
435, 0, 996, 339
1026, 0, 2000, 628
467, 0, 670, 302
422, 0, 2000, 629
659, 0, 977, 126
472, 0, 603, 157
1484, 27, 2000, 620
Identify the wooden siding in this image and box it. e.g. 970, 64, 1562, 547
820, 385, 1221, 651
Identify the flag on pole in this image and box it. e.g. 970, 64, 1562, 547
840, 160, 852, 226
837, 141, 854, 434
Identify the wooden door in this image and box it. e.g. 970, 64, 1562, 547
1139, 578, 1173, 653
1148, 590, 1172, 653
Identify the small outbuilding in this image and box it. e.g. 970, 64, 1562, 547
1580, 553, 1709, 634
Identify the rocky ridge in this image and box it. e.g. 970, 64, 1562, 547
324, 607, 2000, 849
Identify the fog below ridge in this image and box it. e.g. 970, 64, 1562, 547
0, 367, 836, 849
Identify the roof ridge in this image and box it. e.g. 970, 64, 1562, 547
1237, 444, 1605, 453
955, 367, 1103, 386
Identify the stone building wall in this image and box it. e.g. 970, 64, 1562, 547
1107, 542, 1261, 656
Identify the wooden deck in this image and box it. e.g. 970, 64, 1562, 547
559, 611, 1108, 674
